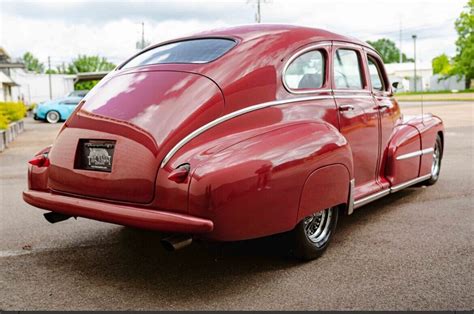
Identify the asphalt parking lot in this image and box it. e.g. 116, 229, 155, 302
0, 102, 473, 310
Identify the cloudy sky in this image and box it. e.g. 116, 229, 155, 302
0, 0, 468, 68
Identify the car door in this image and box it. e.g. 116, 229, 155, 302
364, 51, 402, 188
62, 100, 80, 118
332, 43, 382, 199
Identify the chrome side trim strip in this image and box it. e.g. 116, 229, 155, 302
354, 189, 390, 209
390, 173, 432, 192
334, 95, 373, 99
333, 89, 371, 94
353, 173, 432, 210
160, 95, 332, 168
396, 148, 434, 160
347, 179, 355, 215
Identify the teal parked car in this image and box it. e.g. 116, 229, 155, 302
34, 97, 83, 124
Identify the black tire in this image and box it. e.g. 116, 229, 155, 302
290, 206, 339, 260
46, 110, 61, 124
424, 134, 443, 186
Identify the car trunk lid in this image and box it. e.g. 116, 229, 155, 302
47, 70, 224, 204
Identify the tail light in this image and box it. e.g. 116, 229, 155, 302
28, 155, 50, 167
29, 145, 52, 168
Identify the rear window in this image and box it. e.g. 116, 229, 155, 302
122, 38, 236, 69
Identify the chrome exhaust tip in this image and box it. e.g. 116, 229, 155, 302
161, 235, 193, 251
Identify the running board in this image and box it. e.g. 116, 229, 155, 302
349, 173, 432, 213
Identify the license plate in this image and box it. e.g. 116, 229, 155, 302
77, 140, 115, 172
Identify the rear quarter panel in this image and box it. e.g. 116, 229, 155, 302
185, 121, 351, 241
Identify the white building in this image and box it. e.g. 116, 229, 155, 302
384, 62, 466, 92
385, 62, 432, 92
10, 69, 76, 104
0, 47, 75, 104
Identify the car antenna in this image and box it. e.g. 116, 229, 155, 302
421, 93, 424, 125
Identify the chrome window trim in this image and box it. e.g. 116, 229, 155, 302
282, 42, 332, 94
396, 148, 434, 161
332, 42, 363, 50
160, 95, 333, 168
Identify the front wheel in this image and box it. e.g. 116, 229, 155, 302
46, 111, 61, 124
291, 206, 339, 260
424, 134, 443, 186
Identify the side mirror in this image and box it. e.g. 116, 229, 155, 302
391, 81, 399, 93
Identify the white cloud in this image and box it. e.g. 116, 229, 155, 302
0, 0, 467, 66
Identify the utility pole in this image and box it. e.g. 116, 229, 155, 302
48, 56, 52, 100
399, 18, 402, 64
136, 22, 149, 50
141, 22, 145, 49
412, 34, 417, 92
256, 0, 261, 23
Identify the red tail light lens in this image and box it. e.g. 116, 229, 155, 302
28, 155, 50, 167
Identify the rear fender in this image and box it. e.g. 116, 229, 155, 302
186, 122, 352, 241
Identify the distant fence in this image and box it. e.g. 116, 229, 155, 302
0, 120, 25, 152
430, 74, 465, 91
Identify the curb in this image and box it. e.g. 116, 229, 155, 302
0, 119, 25, 152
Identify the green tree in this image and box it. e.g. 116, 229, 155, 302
432, 54, 452, 75
65, 55, 115, 90
366, 38, 413, 64
22, 52, 44, 73
66, 55, 116, 74
75, 80, 100, 91
451, 0, 474, 88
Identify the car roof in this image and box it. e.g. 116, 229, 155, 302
55, 96, 83, 102
179, 24, 373, 50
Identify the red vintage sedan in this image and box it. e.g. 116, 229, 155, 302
23, 25, 444, 259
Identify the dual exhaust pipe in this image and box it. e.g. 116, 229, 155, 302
43, 211, 193, 251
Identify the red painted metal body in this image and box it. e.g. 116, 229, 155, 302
23, 25, 444, 241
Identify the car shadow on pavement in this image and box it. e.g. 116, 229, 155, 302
27, 188, 421, 305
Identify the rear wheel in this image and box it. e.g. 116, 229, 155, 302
46, 111, 60, 124
424, 135, 443, 185
291, 206, 339, 260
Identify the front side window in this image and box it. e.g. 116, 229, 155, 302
367, 57, 385, 91
334, 49, 363, 89
284, 50, 325, 90
122, 38, 236, 69
61, 100, 80, 106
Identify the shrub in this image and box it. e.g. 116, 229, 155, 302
0, 102, 27, 130
0, 113, 8, 130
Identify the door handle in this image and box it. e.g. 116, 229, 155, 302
338, 104, 355, 112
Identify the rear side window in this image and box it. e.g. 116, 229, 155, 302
334, 49, 363, 89
284, 50, 325, 90
122, 38, 236, 69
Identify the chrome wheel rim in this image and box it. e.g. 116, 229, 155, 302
304, 207, 333, 247
431, 142, 441, 178
47, 111, 59, 123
